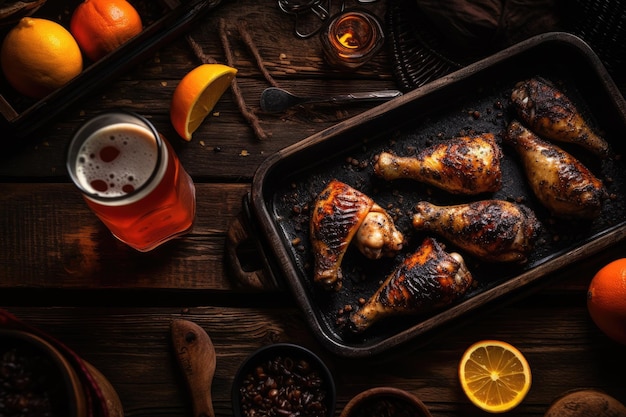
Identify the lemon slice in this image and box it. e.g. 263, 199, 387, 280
458, 340, 532, 413
170, 63, 237, 141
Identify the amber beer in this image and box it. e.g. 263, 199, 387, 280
67, 112, 196, 251
320, 10, 384, 70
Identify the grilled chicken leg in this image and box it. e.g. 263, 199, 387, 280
348, 237, 472, 333
310, 179, 404, 291
511, 77, 610, 158
412, 200, 541, 263
373, 133, 502, 194
505, 120, 607, 219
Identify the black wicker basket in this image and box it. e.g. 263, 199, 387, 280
386, 0, 626, 94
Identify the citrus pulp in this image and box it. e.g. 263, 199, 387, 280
170, 63, 237, 141
458, 340, 532, 413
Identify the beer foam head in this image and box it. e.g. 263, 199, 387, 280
73, 123, 159, 198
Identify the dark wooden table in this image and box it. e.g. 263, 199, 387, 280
2, 1, 626, 416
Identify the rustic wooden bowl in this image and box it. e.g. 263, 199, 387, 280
0, 328, 88, 417
231, 343, 336, 417
339, 387, 432, 417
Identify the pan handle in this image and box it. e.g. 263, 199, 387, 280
225, 194, 283, 291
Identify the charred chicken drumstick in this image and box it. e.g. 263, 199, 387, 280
412, 200, 541, 263
348, 237, 472, 333
505, 120, 607, 219
373, 133, 502, 195
511, 77, 610, 158
310, 179, 404, 291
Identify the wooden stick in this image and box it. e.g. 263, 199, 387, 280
185, 35, 218, 64
219, 18, 269, 141
236, 20, 279, 88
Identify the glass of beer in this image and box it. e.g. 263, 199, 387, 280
67, 111, 196, 252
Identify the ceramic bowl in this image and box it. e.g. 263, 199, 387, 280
339, 387, 432, 417
0, 328, 88, 417
232, 343, 336, 417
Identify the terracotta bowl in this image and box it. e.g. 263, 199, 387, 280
0, 328, 88, 417
339, 387, 433, 417
231, 343, 336, 417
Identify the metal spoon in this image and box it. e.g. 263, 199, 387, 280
260, 87, 403, 113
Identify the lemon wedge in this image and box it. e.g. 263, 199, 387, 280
170, 63, 237, 141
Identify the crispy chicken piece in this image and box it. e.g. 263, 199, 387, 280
511, 77, 610, 158
505, 120, 607, 219
353, 210, 404, 260
310, 179, 404, 291
412, 200, 541, 263
348, 237, 472, 333
373, 133, 502, 194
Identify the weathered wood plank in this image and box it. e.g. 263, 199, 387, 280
0, 183, 249, 290
2, 301, 624, 417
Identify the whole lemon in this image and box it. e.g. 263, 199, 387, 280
1, 17, 83, 99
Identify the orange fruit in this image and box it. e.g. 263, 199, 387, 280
170, 63, 237, 141
458, 340, 532, 413
70, 0, 142, 62
587, 258, 626, 345
0, 17, 83, 99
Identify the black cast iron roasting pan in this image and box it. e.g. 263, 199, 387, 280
227, 32, 626, 358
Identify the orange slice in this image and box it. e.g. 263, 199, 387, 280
170, 63, 237, 141
458, 340, 531, 413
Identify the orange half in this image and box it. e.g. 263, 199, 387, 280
458, 340, 532, 413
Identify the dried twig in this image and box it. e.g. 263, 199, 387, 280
185, 21, 272, 141
219, 18, 269, 141
185, 35, 218, 64
236, 20, 279, 88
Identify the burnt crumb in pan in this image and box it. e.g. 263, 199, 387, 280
271, 74, 626, 341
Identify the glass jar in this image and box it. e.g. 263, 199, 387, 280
320, 9, 384, 70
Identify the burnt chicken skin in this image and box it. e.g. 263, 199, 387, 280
310, 179, 404, 291
511, 77, 609, 158
505, 120, 607, 219
348, 237, 472, 333
373, 133, 502, 195
412, 200, 541, 263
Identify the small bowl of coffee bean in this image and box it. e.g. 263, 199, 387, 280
232, 343, 336, 417
339, 387, 432, 417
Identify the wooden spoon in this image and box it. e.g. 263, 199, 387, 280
171, 319, 216, 417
